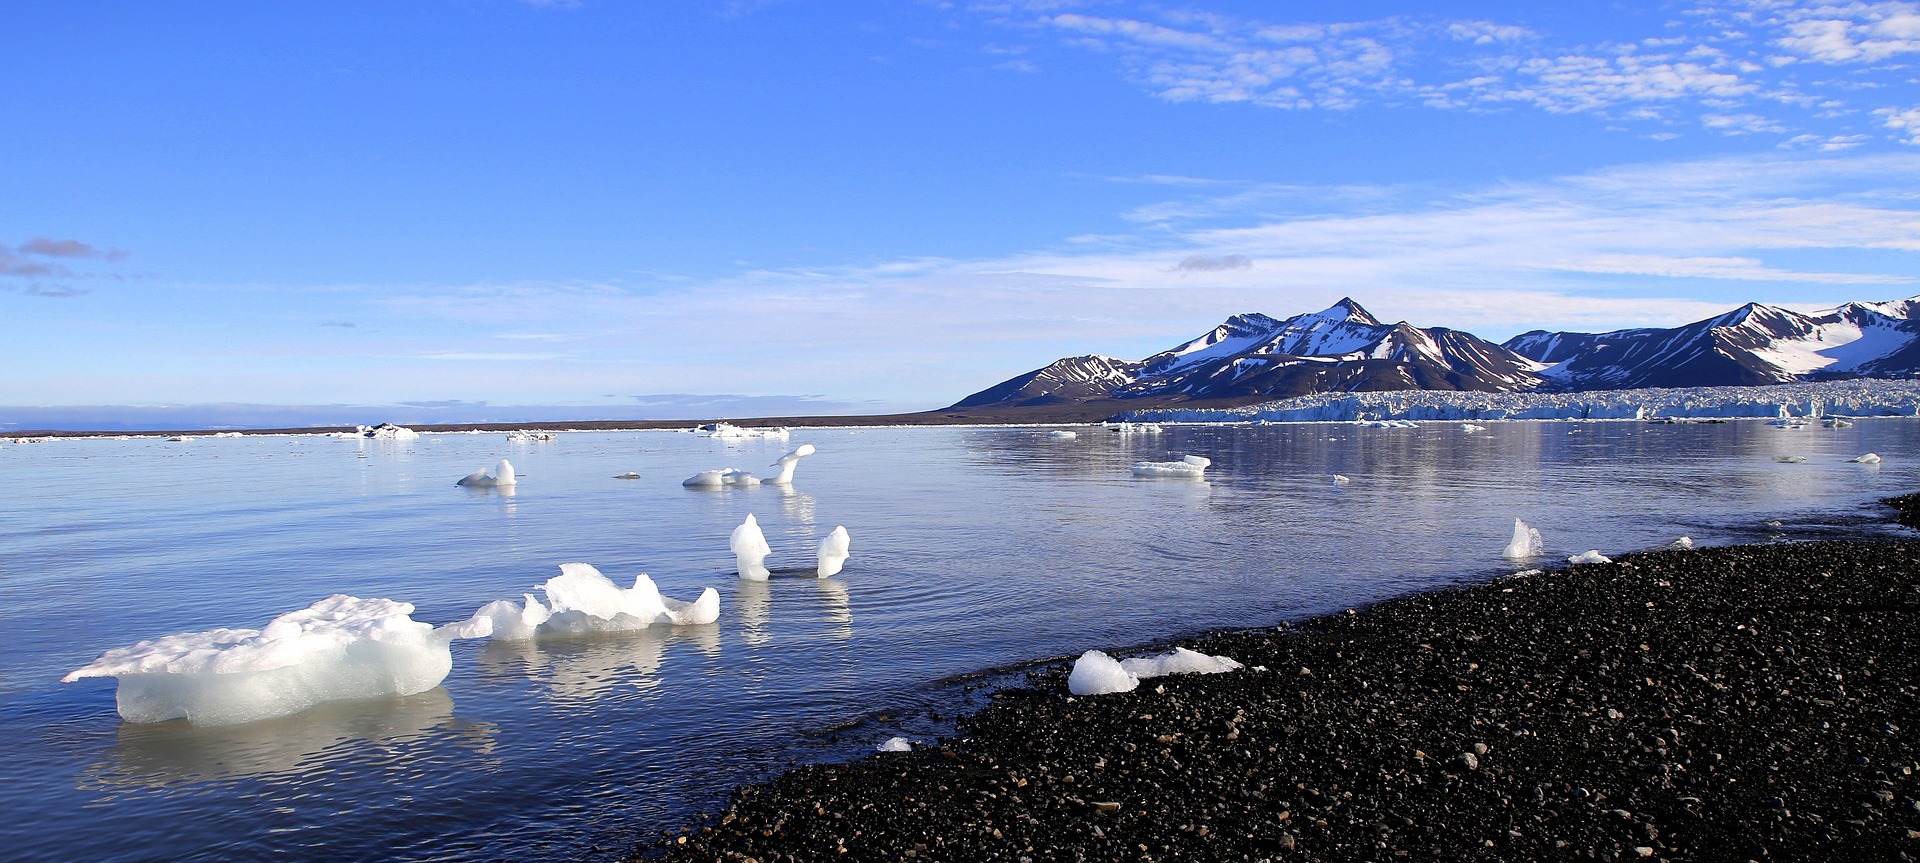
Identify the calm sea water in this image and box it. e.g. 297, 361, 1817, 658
2, 420, 1915, 863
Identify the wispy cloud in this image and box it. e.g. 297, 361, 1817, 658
0, 236, 130, 296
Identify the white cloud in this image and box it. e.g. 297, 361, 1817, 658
1880, 104, 1920, 142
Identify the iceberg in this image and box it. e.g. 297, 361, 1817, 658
62, 595, 483, 726
1130, 454, 1211, 478
1502, 518, 1544, 559
682, 468, 760, 487
731, 513, 773, 580
816, 526, 851, 577
767, 444, 817, 485
455, 563, 720, 641
456, 459, 517, 488
1069, 647, 1243, 696
1846, 452, 1883, 464
1567, 550, 1612, 565
359, 423, 420, 441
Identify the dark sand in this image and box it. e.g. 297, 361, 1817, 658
643, 498, 1920, 862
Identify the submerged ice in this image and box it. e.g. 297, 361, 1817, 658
455, 563, 720, 640
1130, 454, 1211, 478
62, 595, 481, 726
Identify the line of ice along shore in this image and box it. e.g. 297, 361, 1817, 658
1114, 379, 1920, 424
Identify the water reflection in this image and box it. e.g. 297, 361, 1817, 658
474, 624, 722, 703
80, 688, 496, 790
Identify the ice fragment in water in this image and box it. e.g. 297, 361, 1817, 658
1048, 430, 1078, 439
683, 468, 760, 487
1773, 455, 1806, 463
1067, 650, 1139, 696
455, 563, 719, 640
1846, 452, 1882, 464
816, 525, 851, 577
1567, 550, 1612, 565
1130, 454, 1210, 478
1460, 423, 1486, 432
1502, 518, 1544, 559
1330, 474, 1350, 484
1670, 536, 1695, 550
767, 444, 816, 485
456, 459, 517, 487
877, 736, 912, 752
732, 513, 772, 580
62, 595, 484, 726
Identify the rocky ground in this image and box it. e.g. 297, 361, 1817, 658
641, 500, 1920, 863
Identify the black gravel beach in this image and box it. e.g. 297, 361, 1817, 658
644, 498, 1920, 863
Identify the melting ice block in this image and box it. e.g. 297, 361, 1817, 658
1502, 518, 1544, 560
683, 468, 761, 487
1567, 550, 1612, 565
1120, 647, 1244, 678
1847, 453, 1883, 464
1130, 454, 1211, 478
877, 736, 912, 752
62, 595, 482, 726
767, 444, 816, 485
732, 513, 773, 580
1067, 650, 1139, 696
456, 459, 517, 488
816, 525, 851, 577
1048, 430, 1078, 439
455, 562, 720, 641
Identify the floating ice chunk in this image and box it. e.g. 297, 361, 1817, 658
702, 422, 789, 440
1131, 454, 1211, 478
62, 595, 479, 726
767, 444, 817, 485
1048, 430, 1078, 439
1330, 474, 1350, 484
507, 430, 555, 443
1773, 455, 1807, 463
877, 736, 912, 752
1502, 518, 1544, 559
732, 514, 772, 580
1119, 647, 1244, 678
456, 459, 517, 487
360, 423, 420, 440
816, 525, 851, 577
456, 563, 720, 641
614, 471, 642, 479
1846, 453, 1882, 464
1067, 650, 1139, 696
1460, 424, 1486, 432
683, 468, 760, 487
1567, 550, 1612, 565
1106, 422, 1163, 434
1670, 536, 1695, 550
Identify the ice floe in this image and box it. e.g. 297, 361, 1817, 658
1330, 474, 1351, 485
1502, 518, 1544, 559
731, 514, 773, 580
1048, 430, 1079, 439
1773, 455, 1807, 463
456, 459, 517, 488
1567, 550, 1612, 565
1068, 647, 1244, 696
1130, 454, 1211, 478
62, 595, 481, 726
1847, 453, 1883, 463
454, 563, 719, 641
816, 526, 851, 577
683, 468, 760, 487
359, 423, 420, 440
1460, 424, 1487, 432
507, 430, 556, 443
700, 422, 789, 440
614, 471, 643, 479
767, 444, 816, 485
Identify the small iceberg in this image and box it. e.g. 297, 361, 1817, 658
816, 526, 851, 577
63, 595, 484, 726
613, 471, 642, 480
456, 459, 517, 488
507, 430, 556, 443
1068, 647, 1243, 696
682, 468, 760, 487
1460, 424, 1486, 432
1131, 454, 1210, 478
1567, 550, 1612, 565
1502, 518, 1544, 559
700, 422, 789, 440
360, 423, 420, 441
767, 444, 816, 485
1773, 455, 1807, 463
455, 563, 720, 641
1105, 422, 1163, 434
1330, 474, 1350, 485
1846, 453, 1882, 464
1670, 536, 1695, 550
1048, 430, 1078, 439
731, 514, 773, 580
877, 736, 912, 752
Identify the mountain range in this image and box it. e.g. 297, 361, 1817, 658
950, 295, 1920, 411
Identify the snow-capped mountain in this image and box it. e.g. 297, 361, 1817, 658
951, 298, 1547, 409
1502, 298, 1920, 390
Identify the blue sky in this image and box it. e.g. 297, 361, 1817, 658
5, 0, 1920, 424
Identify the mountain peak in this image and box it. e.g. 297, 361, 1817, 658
1311, 297, 1380, 326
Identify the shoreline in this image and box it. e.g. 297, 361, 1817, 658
643, 498, 1920, 862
